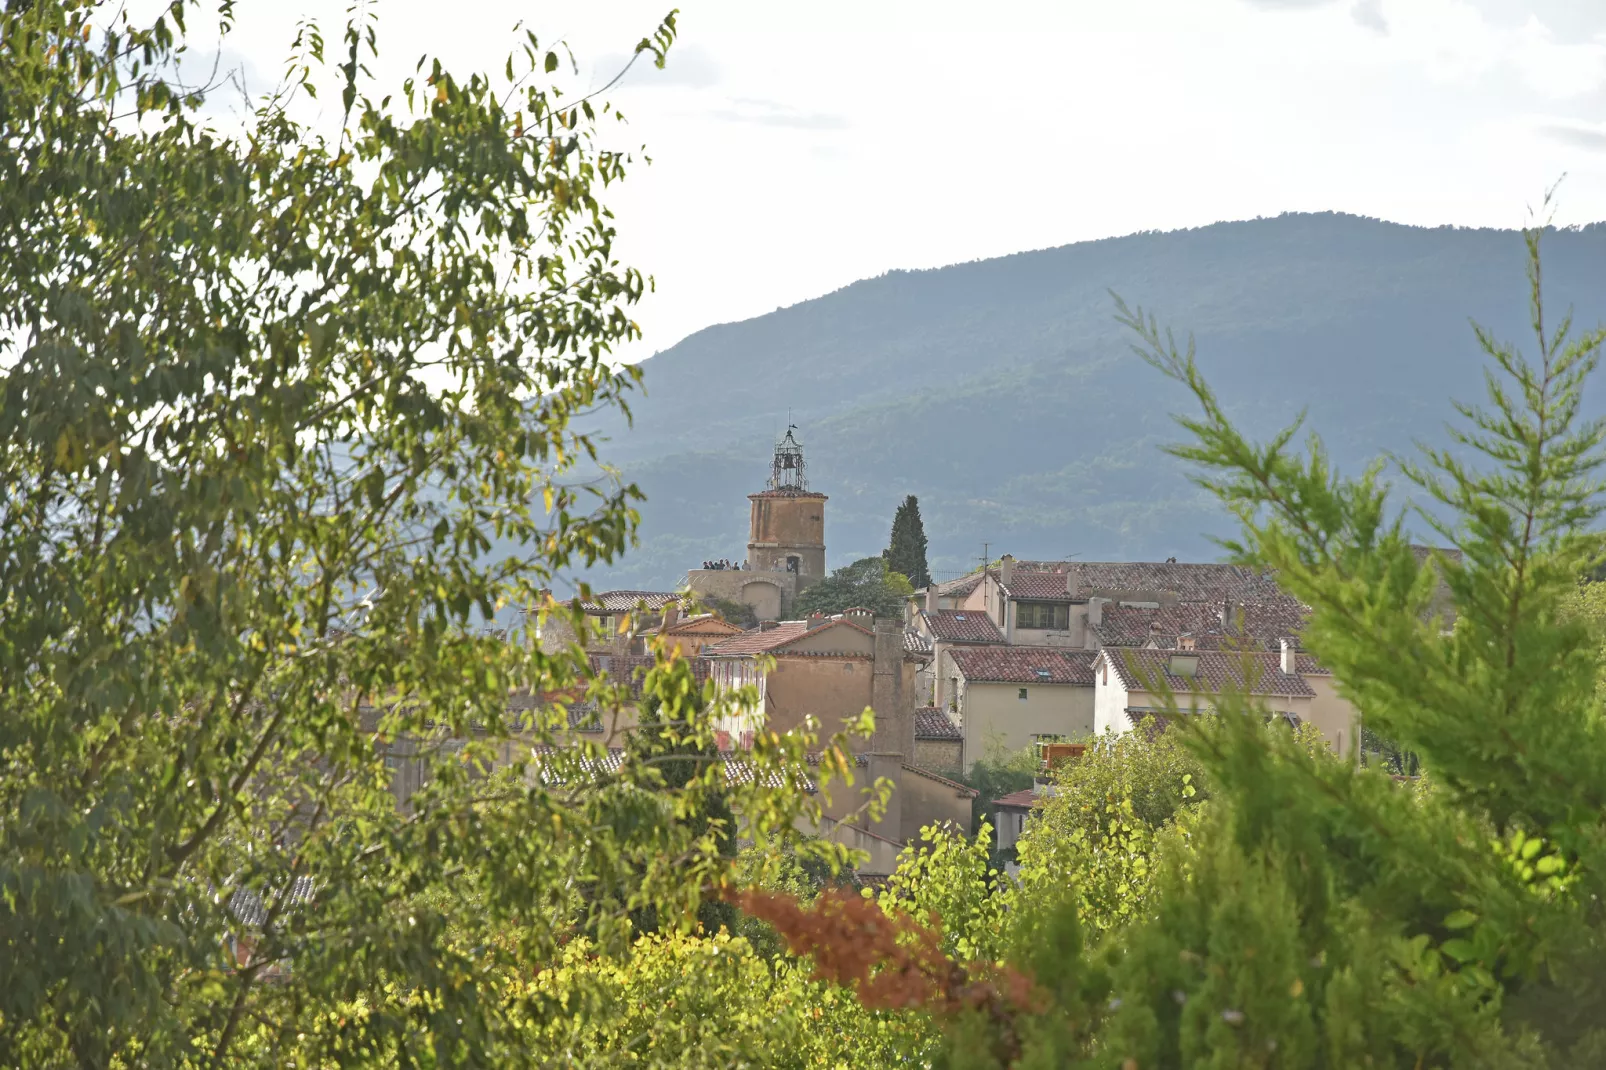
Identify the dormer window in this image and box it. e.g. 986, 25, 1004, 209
1168, 655, 1199, 678
1034, 668, 1052, 680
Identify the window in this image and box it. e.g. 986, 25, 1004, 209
1016, 601, 1070, 630
1034, 668, 1052, 681
1018, 687, 1028, 701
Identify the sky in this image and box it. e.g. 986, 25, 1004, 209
188, 0, 1606, 364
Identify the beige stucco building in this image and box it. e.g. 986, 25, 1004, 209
948, 646, 1098, 775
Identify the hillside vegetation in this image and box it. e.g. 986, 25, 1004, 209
578, 213, 1606, 590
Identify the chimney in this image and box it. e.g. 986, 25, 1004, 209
1086, 597, 1104, 627
759, 620, 781, 632
1280, 637, 1297, 675
999, 554, 1015, 587
661, 601, 680, 631
807, 610, 827, 627
870, 619, 911, 760
924, 584, 940, 614
1066, 567, 1079, 600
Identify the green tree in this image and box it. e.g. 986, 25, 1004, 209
885, 494, 932, 590
959, 734, 1037, 843
738, 222, 1606, 1069
984, 219, 1606, 1065
625, 689, 739, 937
0, 4, 844, 1065
793, 556, 914, 619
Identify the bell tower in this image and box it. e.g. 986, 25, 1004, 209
746, 425, 828, 590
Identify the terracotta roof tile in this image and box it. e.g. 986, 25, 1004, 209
1100, 648, 1314, 699
1002, 560, 1289, 603
704, 621, 812, 655
935, 571, 987, 597
921, 609, 1005, 644
993, 788, 1042, 810
1093, 601, 1309, 650
949, 646, 1098, 685
914, 708, 962, 740
649, 613, 743, 637
1000, 571, 1081, 601
531, 745, 818, 791
586, 654, 711, 696
705, 617, 881, 657
575, 590, 681, 614
904, 629, 934, 655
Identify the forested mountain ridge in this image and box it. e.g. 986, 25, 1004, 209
573, 212, 1606, 591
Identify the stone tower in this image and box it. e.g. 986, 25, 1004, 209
745, 426, 828, 589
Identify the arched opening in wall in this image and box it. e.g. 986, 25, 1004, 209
785, 555, 800, 574
741, 580, 783, 622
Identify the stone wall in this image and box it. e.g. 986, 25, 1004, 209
912, 738, 962, 777
687, 568, 793, 621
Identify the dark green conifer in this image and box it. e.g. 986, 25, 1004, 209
885, 495, 932, 590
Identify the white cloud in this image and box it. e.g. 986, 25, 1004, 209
186, 0, 1606, 366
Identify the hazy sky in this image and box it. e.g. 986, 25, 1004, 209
198, 0, 1606, 363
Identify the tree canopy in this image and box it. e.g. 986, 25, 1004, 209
793, 556, 914, 620
884, 494, 932, 590
0, 4, 852, 1064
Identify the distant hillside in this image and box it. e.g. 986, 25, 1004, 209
569, 213, 1606, 591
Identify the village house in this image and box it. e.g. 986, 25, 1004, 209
532, 589, 683, 657
911, 588, 1005, 711
1091, 643, 1356, 754
947, 646, 1098, 775
912, 707, 963, 777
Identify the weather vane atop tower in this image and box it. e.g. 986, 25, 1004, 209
768, 418, 808, 493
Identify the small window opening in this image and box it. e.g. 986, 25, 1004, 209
1017, 687, 1028, 701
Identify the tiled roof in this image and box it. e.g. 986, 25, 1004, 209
1003, 561, 1288, 603
921, 609, 1004, 644
650, 613, 742, 636
705, 617, 881, 657
574, 590, 681, 615
949, 646, 1098, 685
1124, 708, 1173, 734
1101, 648, 1315, 699
229, 875, 316, 928
1000, 571, 1080, 602
901, 764, 979, 798
1123, 706, 1303, 732
904, 629, 934, 655
1295, 653, 1330, 676
531, 746, 818, 791
993, 788, 1042, 810
1093, 601, 1309, 650
914, 708, 962, 740
704, 621, 812, 655
586, 654, 711, 695
934, 571, 988, 597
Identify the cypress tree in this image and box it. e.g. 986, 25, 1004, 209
885, 495, 932, 590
